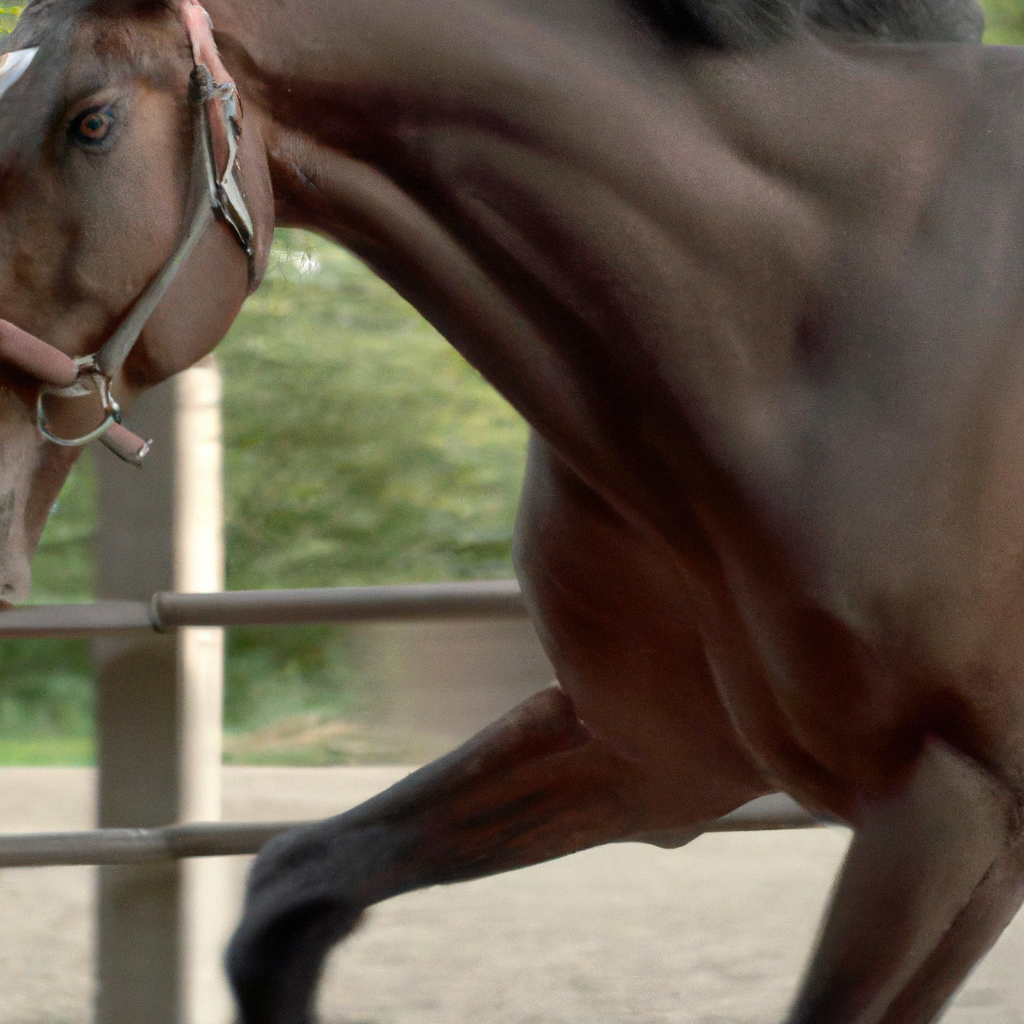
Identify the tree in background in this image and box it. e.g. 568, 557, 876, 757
216, 234, 527, 739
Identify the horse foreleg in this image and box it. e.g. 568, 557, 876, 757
226, 685, 685, 1024
787, 738, 1024, 1024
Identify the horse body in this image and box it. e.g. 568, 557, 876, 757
2, 0, 1024, 1021
232, 0, 1024, 802
205, 11, 1024, 1016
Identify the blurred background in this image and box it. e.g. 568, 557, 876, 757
2, 230, 537, 767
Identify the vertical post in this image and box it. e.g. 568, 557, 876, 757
175, 361, 232, 1024
94, 379, 179, 1024
93, 359, 228, 1024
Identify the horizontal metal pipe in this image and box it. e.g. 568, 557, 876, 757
0, 796, 827, 868
0, 581, 529, 637
152, 580, 528, 628
0, 600, 155, 638
0, 821, 302, 867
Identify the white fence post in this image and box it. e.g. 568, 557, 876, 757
175, 360, 232, 1024
93, 359, 227, 1024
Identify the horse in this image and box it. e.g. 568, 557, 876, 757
2, 0, 1024, 1020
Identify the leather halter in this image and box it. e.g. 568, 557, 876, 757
2, 0, 255, 465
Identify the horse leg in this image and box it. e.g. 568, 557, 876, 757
226, 685, 703, 1024
877, 835, 1024, 1024
786, 738, 1023, 1024
227, 437, 770, 1024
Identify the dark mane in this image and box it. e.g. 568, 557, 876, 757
626, 0, 984, 49
0, 0, 988, 160
3, 0, 989, 63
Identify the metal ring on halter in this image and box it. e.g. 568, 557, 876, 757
36, 356, 121, 448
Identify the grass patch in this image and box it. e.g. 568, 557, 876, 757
0, 734, 94, 766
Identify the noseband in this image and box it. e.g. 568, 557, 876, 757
0, 0, 254, 466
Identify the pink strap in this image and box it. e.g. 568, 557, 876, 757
180, 0, 233, 84
101, 422, 152, 466
180, 0, 239, 180
0, 320, 78, 387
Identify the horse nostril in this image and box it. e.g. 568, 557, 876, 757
0, 560, 31, 604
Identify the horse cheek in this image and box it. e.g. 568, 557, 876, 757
126, 214, 251, 388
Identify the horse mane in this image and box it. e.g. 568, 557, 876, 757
626, 0, 984, 48
3, 0, 988, 59
0, 0, 986, 164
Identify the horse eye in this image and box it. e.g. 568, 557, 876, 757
68, 106, 115, 147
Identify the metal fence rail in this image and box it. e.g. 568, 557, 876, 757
0, 821, 301, 868
0, 794, 825, 868
0, 583, 829, 871
0, 580, 529, 638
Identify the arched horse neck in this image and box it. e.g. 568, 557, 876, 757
204, 0, 1011, 565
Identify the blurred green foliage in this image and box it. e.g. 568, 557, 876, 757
0, 5, 22, 35
222, 235, 525, 590
218, 233, 526, 736
0, 232, 528, 756
983, 0, 1024, 41
0, 457, 96, 756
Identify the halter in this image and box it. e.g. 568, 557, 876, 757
1, 0, 254, 465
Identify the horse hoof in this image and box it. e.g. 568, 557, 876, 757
227, 896, 365, 1024
227, 825, 368, 1024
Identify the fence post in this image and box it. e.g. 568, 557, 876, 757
93, 359, 227, 1024
175, 361, 232, 1024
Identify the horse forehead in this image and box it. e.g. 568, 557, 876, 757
61, 12, 189, 100
0, 5, 86, 162
0, 11, 183, 168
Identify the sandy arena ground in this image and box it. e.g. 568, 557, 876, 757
2, 766, 1024, 1024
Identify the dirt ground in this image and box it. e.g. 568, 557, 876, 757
2, 767, 1024, 1024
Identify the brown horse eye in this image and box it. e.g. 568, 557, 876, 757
69, 106, 114, 146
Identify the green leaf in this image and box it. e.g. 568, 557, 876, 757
0, 4, 24, 35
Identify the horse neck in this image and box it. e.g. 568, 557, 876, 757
205, 0, 1001, 561
204, 0, 939, 507
209, 0, 655, 172
211, 1, 985, 524
208, 0, 686, 425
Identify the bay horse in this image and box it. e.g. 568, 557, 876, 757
0, 0, 1023, 1020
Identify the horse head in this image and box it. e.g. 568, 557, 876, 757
0, 0, 273, 600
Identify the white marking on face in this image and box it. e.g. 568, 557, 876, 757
0, 48, 38, 103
